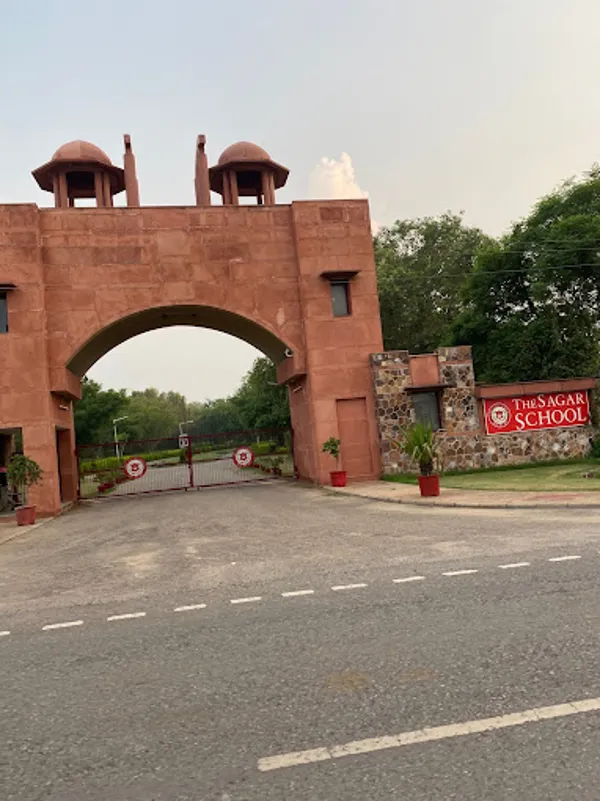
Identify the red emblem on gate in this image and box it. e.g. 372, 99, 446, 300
232, 446, 255, 468
123, 457, 147, 479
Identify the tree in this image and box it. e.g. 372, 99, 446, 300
188, 398, 245, 436
234, 357, 290, 430
374, 213, 490, 352
74, 378, 128, 445
187, 358, 290, 436
124, 389, 182, 441
452, 168, 600, 382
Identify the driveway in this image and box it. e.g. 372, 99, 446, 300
2, 484, 600, 799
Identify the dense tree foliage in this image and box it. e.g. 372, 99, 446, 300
74, 358, 290, 446
74, 379, 128, 445
374, 213, 490, 352
451, 169, 600, 382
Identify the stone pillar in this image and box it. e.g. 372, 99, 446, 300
21, 422, 62, 515
56, 426, 78, 503
222, 171, 232, 205
0, 204, 61, 515
261, 171, 275, 205
229, 170, 239, 205
194, 135, 211, 206
123, 134, 141, 207
94, 171, 105, 207
52, 174, 60, 208
58, 172, 69, 208
103, 174, 113, 207
290, 200, 383, 483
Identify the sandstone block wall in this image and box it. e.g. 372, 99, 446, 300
371, 347, 595, 473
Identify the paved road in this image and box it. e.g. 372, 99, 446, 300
2, 484, 600, 799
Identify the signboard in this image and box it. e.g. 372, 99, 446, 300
123, 457, 147, 479
483, 391, 590, 435
178, 435, 189, 449
232, 446, 255, 468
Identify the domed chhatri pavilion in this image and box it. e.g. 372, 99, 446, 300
0, 134, 383, 515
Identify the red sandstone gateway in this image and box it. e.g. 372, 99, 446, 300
0, 134, 383, 516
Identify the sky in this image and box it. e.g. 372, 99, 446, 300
2, 0, 600, 402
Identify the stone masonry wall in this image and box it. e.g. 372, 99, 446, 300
371, 346, 595, 474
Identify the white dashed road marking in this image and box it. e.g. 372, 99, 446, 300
442, 569, 478, 577
331, 583, 368, 591
174, 604, 207, 612
4, 552, 593, 636
230, 596, 262, 604
549, 555, 581, 562
42, 620, 83, 631
258, 697, 600, 772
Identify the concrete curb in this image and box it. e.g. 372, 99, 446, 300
323, 486, 600, 511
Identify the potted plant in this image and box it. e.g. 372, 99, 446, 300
401, 423, 440, 497
322, 437, 346, 487
6, 454, 44, 525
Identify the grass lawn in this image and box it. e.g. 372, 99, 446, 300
384, 460, 600, 492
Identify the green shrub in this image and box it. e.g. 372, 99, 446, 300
398, 423, 439, 476
253, 441, 279, 456
322, 437, 341, 463
590, 436, 600, 459
7, 454, 43, 506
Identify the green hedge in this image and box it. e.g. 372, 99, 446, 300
80, 449, 182, 475
252, 441, 289, 456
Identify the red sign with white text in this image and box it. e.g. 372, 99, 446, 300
483, 391, 590, 435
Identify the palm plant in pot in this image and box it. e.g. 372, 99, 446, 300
401, 423, 440, 497
6, 454, 43, 525
322, 437, 346, 487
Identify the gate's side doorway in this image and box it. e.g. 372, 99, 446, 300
77, 428, 294, 500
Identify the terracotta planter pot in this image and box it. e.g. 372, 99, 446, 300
418, 474, 440, 497
16, 505, 36, 526
330, 470, 347, 487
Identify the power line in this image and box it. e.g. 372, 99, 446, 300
378, 263, 600, 280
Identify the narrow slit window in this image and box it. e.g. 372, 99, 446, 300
0, 293, 7, 334
331, 282, 351, 317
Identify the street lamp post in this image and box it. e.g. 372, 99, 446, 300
112, 416, 128, 459
179, 419, 193, 436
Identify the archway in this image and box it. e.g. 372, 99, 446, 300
70, 308, 298, 501
2, 135, 384, 516
67, 305, 293, 377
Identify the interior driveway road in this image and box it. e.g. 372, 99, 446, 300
2, 483, 600, 800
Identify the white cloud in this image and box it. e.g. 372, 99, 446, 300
309, 152, 368, 200
309, 152, 379, 232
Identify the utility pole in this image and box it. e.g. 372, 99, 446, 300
112, 416, 128, 459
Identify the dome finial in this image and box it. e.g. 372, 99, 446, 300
209, 141, 289, 206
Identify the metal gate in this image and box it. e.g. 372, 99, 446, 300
77, 428, 294, 500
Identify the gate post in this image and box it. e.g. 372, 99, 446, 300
187, 437, 194, 488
